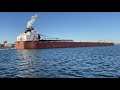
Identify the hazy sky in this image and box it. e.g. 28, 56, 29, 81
0, 12, 120, 43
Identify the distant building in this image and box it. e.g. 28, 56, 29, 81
0, 43, 2, 47
0, 43, 4, 47
4, 41, 13, 47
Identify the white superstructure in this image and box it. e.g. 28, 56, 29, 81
17, 14, 40, 41
17, 30, 40, 41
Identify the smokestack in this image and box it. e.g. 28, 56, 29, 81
25, 14, 38, 33
26, 14, 38, 29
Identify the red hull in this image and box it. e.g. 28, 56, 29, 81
15, 41, 114, 49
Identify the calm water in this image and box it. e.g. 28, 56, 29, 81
0, 46, 120, 78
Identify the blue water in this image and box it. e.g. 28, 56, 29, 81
0, 46, 120, 78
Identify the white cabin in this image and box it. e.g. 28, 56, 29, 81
17, 30, 40, 41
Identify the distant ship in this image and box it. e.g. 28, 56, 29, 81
15, 14, 114, 49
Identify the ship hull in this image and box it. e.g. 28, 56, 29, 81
15, 41, 114, 49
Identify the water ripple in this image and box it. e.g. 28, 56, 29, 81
0, 46, 120, 78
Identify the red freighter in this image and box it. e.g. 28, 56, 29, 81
15, 14, 114, 49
